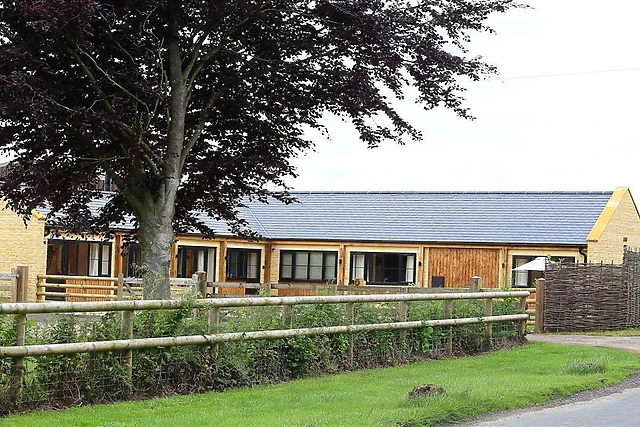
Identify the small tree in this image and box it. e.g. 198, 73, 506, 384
0, 0, 522, 298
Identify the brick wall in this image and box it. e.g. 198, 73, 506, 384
0, 201, 47, 301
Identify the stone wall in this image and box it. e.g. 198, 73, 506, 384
588, 188, 640, 263
0, 201, 47, 301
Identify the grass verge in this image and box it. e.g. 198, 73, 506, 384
2, 342, 639, 427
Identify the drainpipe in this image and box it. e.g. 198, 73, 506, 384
579, 247, 588, 264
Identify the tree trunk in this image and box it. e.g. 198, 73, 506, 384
137, 202, 175, 300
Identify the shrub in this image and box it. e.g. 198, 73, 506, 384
0, 296, 523, 413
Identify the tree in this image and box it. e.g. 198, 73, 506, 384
0, 0, 522, 298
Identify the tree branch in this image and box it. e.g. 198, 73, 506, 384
63, 45, 117, 115
73, 42, 151, 119
180, 86, 226, 167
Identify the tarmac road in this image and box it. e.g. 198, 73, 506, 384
457, 334, 640, 427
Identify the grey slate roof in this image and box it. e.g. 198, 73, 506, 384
235, 191, 612, 246
44, 191, 614, 246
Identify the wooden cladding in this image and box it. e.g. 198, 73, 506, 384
428, 248, 500, 288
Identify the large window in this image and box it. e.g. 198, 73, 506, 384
177, 246, 216, 281
226, 248, 261, 282
350, 252, 416, 285
46, 240, 112, 277
512, 255, 575, 287
280, 251, 337, 282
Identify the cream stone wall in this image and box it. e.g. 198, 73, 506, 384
587, 189, 640, 263
0, 202, 47, 302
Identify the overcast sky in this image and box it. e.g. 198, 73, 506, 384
287, 0, 640, 194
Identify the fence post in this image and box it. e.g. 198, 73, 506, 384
282, 305, 293, 329
518, 294, 527, 338
444, 299, 453, 356
121, 308, 134, 394
535, 278, 545, 333
346, 302, 355, 366
469, 276, 482, 292
484, 297, 493, 350
209, 305, 220, 356
398, 300, 408, 354
36, 276, 45, 302
197, 271, 207, 298
263, 282, 272, 297
117, 273, 124, 300
9, 265, 28, 407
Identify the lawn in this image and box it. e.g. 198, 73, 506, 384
2, 342, 639, 427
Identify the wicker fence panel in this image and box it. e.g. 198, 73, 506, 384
543, 250, 640, 331
624, 250, 640, 327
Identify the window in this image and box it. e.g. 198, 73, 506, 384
46, 240, 112, 277
226, 249, 261, 282
512, 255, 575, 287
350, 252, 416, 285
177, 246, 216, 281
280, 251, 337, 282
122, 244, 142, 277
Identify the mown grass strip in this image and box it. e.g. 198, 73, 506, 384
2, 342, 639, 427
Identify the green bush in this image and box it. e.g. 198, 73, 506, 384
0, 296, 524, 413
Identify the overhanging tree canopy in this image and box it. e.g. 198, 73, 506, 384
0, 0, 522, 298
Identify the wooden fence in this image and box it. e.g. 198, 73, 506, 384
0, 266, 28, 303
37, 273, 512, 302
36, 273, 201, 301
538, 250, 640, 332
0, 289, 529, 406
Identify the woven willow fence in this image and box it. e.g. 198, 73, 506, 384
543, 250, 640, 331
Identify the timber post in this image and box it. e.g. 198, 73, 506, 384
484, 297, 493, 350
398, 300, 408, 354
9, 265, 28, 407
209, 305, 220, 356
116, 273, 124, 300
346, 302, 355, 366
444, 299, 453, 356
518, 294, 528, 337
535, 278, 545, 333
121, 307, 134, 394
197, 271, 207, 298
282, 305, 293, 329
469, 276, 482, 292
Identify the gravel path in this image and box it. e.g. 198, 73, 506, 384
527, 333, 640, 354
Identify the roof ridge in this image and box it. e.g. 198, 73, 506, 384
244, 203, 272, 239
286, 190, 615, 195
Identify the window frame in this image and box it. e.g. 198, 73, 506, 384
279, 250, 338, 282
226, 248, 261, 282
46, 240, 112, 277
349, 252, 416, 285
176, 246, 217, 279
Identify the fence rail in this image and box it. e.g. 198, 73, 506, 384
1, 289, 529, 407
36, 274, 197, 301
37, 273, 512, 302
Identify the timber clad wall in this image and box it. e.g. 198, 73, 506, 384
588, 190, 640, 264
428, 248, 500, 288
0, 202, 47, 301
